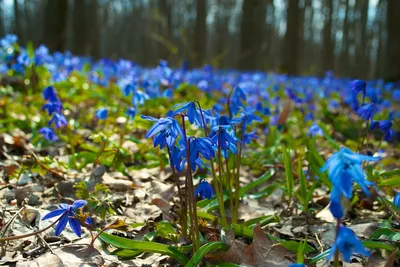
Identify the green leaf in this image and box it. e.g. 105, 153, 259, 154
379, 176, 400, 187
155, 220, 179, 242
370, 227, 395, 239
278, 240, 314, 253
99, 232, 188, 264
239, 169, 275, 196
297, 158, 307, 206
111, 248, 142, 259
282, 147, 294, 198
379, 169, 400, 178
185, 242, 227, 267
309, 249, 331, 264
243, 215, 278, 227
200, 169, 275, 212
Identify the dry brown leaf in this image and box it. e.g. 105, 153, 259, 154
207, 225, 294, 266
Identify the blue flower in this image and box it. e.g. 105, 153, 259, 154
42, 200, 87, 237
350, 80, 366, 100
308, 123, 323, 137
357, 103, 378, 121
96, 108, 108, 120
132, 90, 149, 106
141, 115, 183, 149
169, 145, 185, 172
243, 131, 258, 144
126, 107, 136, 120
327, 225, 369, 262
39, 127, 57, 142
210, 126, 238, 158
42, 101, 63, 115
195, 180, 214, 200
321, 147, 379, 217
379, 120, 392, 132
231, 108, 262, 126
230, 87, 246, 116
49, 113, 68, 128
288, 264, 305, 267
43, 86, 59, 102
385, 129, 397, 142
173, 102, 204, 126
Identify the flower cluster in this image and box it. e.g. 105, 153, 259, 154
39, 86, 67, 142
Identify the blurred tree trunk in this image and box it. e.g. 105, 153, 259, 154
158, 0, 172, 61
239, 0, 267, 70
375, 0, 385, 79
87, 0, 100, 58
321, 0, 334, 74
0, 0, 4, 37
194, 0, 207, 67
44, 0, 68, 51
283, 0, 299, 75
340, 0, 350, 76
72, 0, 86, 55
13, 0, 22, 42
386, 0, 400, 81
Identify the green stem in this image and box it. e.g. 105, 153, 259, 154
167, 146, 187, 236
333, 219, 341, 267
196, 102, 227, 227
225, 158, 234, 221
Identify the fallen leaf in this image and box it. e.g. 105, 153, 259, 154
207, 225, 294, 266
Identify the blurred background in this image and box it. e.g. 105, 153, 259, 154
0, 0, 399, 80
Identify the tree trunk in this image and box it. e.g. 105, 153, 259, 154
87, 0, 100, 58
13, 0, 22, 42
194, 0, 207, 67
386, 0, 400, 81
321, 0, 334, 74
239, 0, 267, 70
72, 0, 86, 55
44, 0, 68, 52
282, 0, 299, 75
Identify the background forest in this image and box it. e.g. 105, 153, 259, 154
0, 0, 399, 80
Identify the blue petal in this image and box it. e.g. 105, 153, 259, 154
42, 209, 67, 220
69, 217, 82, 237
71, 200, 87, 210
55, 213, 69, 236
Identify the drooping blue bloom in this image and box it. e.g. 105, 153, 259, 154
141, 115, 183, 149
308, 123, 323, 137
169, 145, 185, 172
356, 103, 378, 121
350, 80, 366, 101
189, 137, 215, 162
0, 34, 18, 48
132, 90, 149, 106
43, 86, 59, 102
369, 120, 380, 131
42, 200, 88, 237
126, 107, 136, 120
321, 147, 379, 217
49, 113, 68, 128
288, 264, 305, 267
42, 101, 63, 115
230, 86, 246, 116
327, 225, 370, 262
173, 102, 204, 126
379, 120, 392, 132
195, 180, 214, 200
39, 127, 57, 142
243, 131, 258, 145
210, 126, 238, 158
231, 108, 262, 126
96, 108, 108, 120
385, 129, 397, 142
